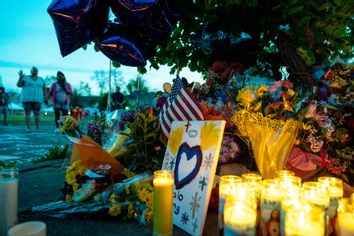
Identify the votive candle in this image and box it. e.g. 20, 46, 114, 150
219, 175, 242, 235
285, 203, 325, 236
337, 198, 354, 236
318, 177, 343, 218
224, 199, 257, 236
153, 170, 174, 236
0, 168, 19, 236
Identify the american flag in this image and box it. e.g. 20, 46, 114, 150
159, 76, 205, 141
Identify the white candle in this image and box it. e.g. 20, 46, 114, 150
0, 168, 19, 236
8, 221, 46, 236
224, 201, 257, 236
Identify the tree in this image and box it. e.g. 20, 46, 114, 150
78, 81, 92, 96
91, 70, 107, 95
126, 75, 149, 95
91, 68, 125, 95
44, 75, 56, 88
146, 0, 353, 92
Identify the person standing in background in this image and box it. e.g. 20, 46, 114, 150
110, 86, 125, 110
17, 67, 46, 132
0, 86, 9, 125
47, 71, 72, 131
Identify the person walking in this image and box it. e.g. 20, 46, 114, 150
17, 67, 46, 132
0, 86, 9, 125
47, 71, 72, 131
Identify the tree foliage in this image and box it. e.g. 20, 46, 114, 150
148, 0, 353, 76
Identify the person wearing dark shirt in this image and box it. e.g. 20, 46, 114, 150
111, 86, 125, 110
0, 86, 9, 125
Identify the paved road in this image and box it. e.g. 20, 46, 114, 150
0, 124, 67, 164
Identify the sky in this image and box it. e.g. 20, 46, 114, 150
0, 0, 203, 95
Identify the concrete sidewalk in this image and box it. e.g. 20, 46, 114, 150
17, 159, 217, 236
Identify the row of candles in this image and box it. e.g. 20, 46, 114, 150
150, 169, 353, 236
219, 170, 353, 236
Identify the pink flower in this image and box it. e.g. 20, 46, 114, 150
154, 146, 161, 152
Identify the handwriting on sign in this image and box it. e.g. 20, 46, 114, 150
174, 191, 184, 201
174, 203, 180, 215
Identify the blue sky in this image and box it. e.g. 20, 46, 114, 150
0, 0, 202, 94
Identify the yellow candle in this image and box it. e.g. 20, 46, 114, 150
337, 198, 354, 236
218, 175, 242, 234
318, 177, 343, 218
242, 173, 262, 199
224, 199, 257, 236
153, 170, 174, 236
260, 179, 283, 236
285, 204, 325, 236
274, 170, 295, 179
302, 182, 330, 209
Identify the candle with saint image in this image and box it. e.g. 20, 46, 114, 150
337, 198, 354, 236
0, 168, 19, 236
285, 203, 325, 236
153, 170, 174, 236
224, 198, 257, 236
318, 177, 343, 218
218, 175, 242, 235
260, 179, 283, 236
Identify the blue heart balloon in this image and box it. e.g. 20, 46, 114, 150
48, 0, 109, 57
174, 142, 202, 190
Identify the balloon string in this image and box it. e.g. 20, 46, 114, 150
176, 68, 181, 77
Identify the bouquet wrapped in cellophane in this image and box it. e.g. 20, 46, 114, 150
232, 110, 301, 178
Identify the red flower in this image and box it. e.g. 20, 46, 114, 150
71, 122, 78, 127
82, 110, 89, 117
269, 101, 282, 109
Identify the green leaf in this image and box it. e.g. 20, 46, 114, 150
112, 61, 121, 68
287, 6, 304, 16
81, 44, 88, 50
137, 67, 147, 74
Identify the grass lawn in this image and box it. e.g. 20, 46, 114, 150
6, 112, 55, 125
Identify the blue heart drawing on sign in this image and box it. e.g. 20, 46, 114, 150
174, 142, 202, 190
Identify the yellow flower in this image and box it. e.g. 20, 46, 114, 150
146, 192, 153, 209
303, 123, 312, 131
144, 208, 153, 223
125, 185, 131, 195
138, 188, 149, 204
109, 194, 118, 203
256, 86, 268, 97
254, 101, 262, 112
66, 194, 73, 202
237, 89, 256, 107
127, 204, 135, 219
287, 89, 295, 98
109, 204, 121, 217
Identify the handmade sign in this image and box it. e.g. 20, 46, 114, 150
162, 120, 226, 235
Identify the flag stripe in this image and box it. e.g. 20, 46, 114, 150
159, 81, 205, 141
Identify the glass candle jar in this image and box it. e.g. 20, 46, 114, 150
224, 197, 257, 236
0, 167, 19, 236
260, 179, 283, 236
318, 177, 343, 218
337, 198, 354, 236
218, 175, 242, 235
285, 203, 325, 236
